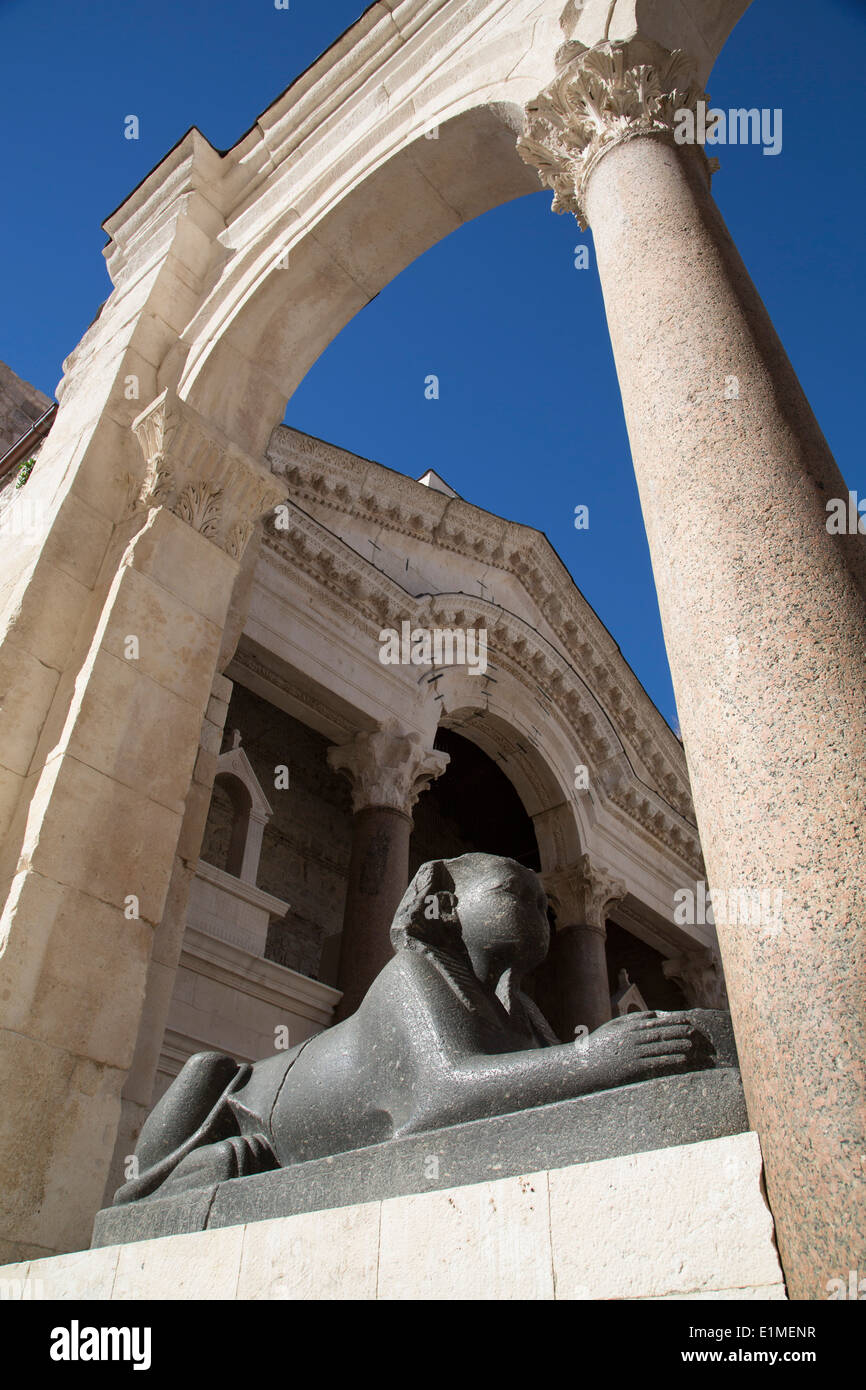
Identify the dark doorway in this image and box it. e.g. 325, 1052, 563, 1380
409, 727, 540, 878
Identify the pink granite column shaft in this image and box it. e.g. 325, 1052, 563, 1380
584, 133, 866, 1298
335, 805, 412, 1022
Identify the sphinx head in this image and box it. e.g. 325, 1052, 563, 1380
391, 852, 550, 985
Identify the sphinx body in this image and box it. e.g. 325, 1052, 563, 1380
114, 853, 716, 1206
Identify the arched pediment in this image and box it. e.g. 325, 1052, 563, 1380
215, 740, 274, 822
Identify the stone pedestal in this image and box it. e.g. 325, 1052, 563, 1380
0, 1133, 785, 1301
519, 38, 866, 1298
328, 725, 447, 1020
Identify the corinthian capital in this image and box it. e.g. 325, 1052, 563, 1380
663, 948, 729, 1010
327, 722, 449, 817
132, 389, 286, 559
543, 854, 626, 932
518, 38, 707, 228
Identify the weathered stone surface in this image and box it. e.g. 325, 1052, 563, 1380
113, 1225, 244, 1300
235, 1205, 379, 1300
4, 1132, 784, 1301
549, 1132, 782, 1299
378, 1172, 554, 1301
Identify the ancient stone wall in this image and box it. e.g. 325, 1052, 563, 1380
201, 684, 353, 981
0, 360, 51, 455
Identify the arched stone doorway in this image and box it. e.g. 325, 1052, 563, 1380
410, 727, 542, 874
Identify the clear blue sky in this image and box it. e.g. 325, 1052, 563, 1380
1, 0, 863, 729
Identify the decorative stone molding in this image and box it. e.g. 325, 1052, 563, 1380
132, 389, 286, 557
663, 948, 729, 1010
543, 854, 627, 932
264, 427, 697, 830
327, 722, 449, 817
257, 490, 704, 873
518, 39, 707, 228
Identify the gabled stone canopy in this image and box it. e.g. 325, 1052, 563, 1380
247, 424, 707, 928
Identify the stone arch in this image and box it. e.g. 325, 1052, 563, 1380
163, 0, 753, 455
173, 102, 539, 452
437, 698, 584, 874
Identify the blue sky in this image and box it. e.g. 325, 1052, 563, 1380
1, 0, 863, 729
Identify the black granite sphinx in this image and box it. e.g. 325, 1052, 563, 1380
108, 854, 742, 1220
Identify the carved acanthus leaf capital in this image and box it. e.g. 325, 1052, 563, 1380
543, 853, 626, 931
327, 722, 449, 816
662, 948, 729, 1010
518, 39, 707, 228
132, 390, 286, 558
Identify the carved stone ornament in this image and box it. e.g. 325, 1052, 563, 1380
327, 721, 450, 816
132, 389, 286, 558
543, 853, 627, 932
518, 38, 708, 228
663, 948, 729, 1010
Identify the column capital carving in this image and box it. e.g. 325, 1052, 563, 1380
327, 722, 449, 817
131, 389, 286, 559
662, 948, 728, 1010
518, 38, 707, 229
543, 854, 626, 932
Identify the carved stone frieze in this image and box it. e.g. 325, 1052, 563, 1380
327, 722, 450, 816
518, 39, 708, 228
265, 427, 696, 826
132, 389, 286, 558
258, 498, 704, 872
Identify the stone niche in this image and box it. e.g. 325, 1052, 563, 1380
200, 683, 353, 982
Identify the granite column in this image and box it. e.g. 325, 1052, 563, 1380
328, 725, 448, 1021
538, 857, 625, 1039
520, 38, 866, 1298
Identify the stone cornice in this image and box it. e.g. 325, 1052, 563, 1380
518, 39, 708, 228
257, 498, 703, 873
265, 426, 696, 828
131, 390, 285, 558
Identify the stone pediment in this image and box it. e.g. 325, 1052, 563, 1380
264, 424, 700, 871
265, 428, 706, 850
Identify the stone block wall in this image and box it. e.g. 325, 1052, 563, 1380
200, 683, 353, 981
0, 1134, 786, 1299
